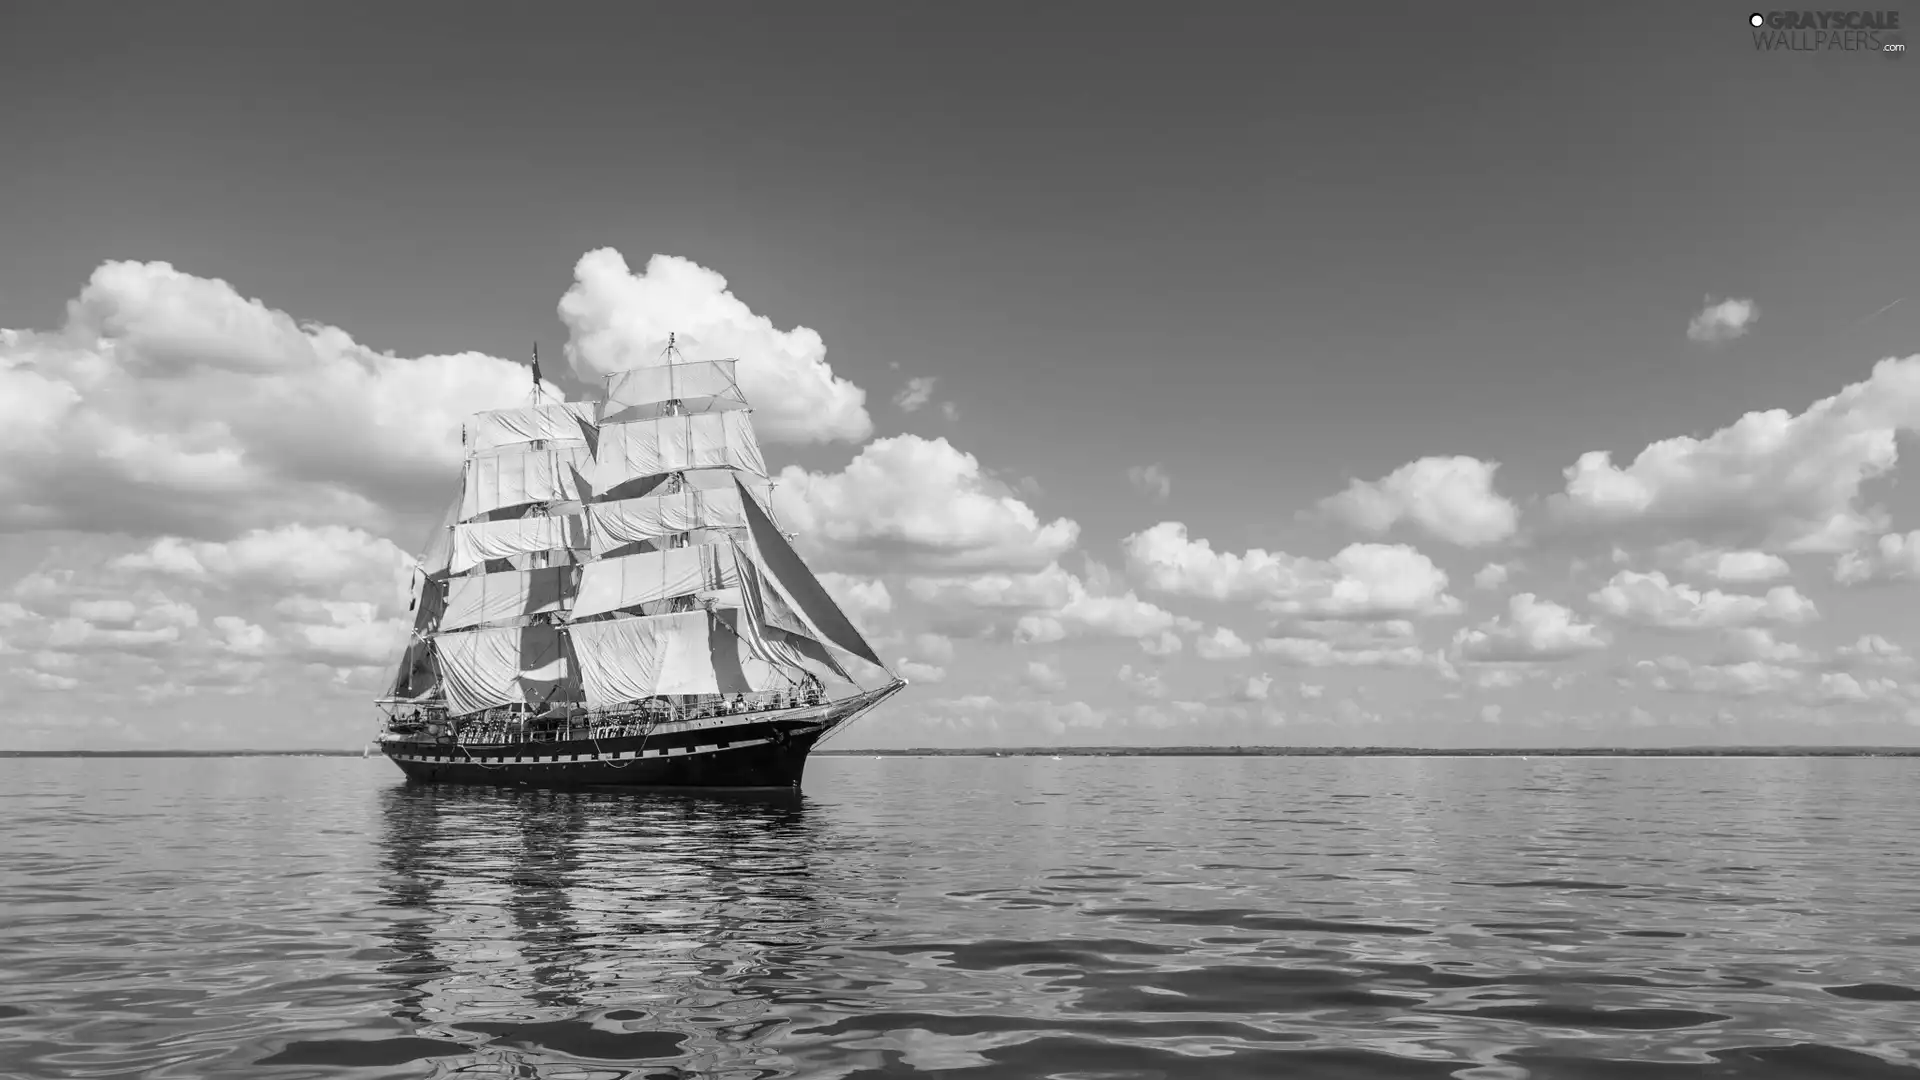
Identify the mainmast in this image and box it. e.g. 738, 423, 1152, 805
395, 330, 894, 722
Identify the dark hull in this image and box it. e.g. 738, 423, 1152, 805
380, 681, 902, 791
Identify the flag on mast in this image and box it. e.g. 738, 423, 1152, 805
530, 343, 543, 386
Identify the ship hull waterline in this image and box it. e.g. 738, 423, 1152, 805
380, 681, 902, 790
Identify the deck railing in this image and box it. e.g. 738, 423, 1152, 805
384, 686, 825, 745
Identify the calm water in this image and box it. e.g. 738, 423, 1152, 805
2, 756, 1919, 1079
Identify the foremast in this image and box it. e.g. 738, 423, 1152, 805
383, 337, 898, 730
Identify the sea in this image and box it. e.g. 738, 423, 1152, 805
2, 754, 1918, 1079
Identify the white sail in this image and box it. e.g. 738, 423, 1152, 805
567, 610, 720, 707
570, 545, 740, 621
603, 360, 742, 416
464, 402, 595, 451
460, 445, 590, 521
442, 565, 577, 632
733, 478, 885, 668
450, 515, 585, 576
435, 622, 574, 717
586, 411, 766, 494
584, 487, 748, 556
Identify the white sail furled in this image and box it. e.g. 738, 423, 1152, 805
733, 478, 885, 669
460, 445, 591, 522
570, 545, 740, 621
450, 515, 586, 575
584, 487, 748, 557
441, 565, 578, 633
464, 402, 596, 451
586, 411, 766, 494
434, 622, 576, 717
601, 360, 744, 419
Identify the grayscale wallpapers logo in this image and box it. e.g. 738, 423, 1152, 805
1749, 10, 1906, 53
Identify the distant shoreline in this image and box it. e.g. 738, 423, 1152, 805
5, 746, 1920, 758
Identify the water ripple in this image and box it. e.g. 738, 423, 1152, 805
2, 755, 1919, 1077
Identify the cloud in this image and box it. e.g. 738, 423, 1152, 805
1453, 593, 1607, 662
910, 632, 956, 664
906, 562, 1199, 645
1589, 570, 1818, 631
1640, 654, 1909, 709
1548, 354, 1920, 553
897, 659, 947, 684
816, 572, 892, 634
1686, 296, 1759, 343
1139, 630, 1184, 658
1117, 663, 1167, 699
1123, 522, 1461, 619
1194, 626, 1252, 660
1024, 658, 1065, 691
1258, 620, 1438, 669
1834, 531, 1920, 585
557, 248, 871, 444
1659, 542, 1791, 584
1474, 563, 1510, 590
894, 377, 937, 413
0, 260, 552, 538
113, 524, 414, 603
775, 435, 1080, 573
1318, 456, 1519, 547
1126, 464, 1172, 502
1236, 673, 1274, 701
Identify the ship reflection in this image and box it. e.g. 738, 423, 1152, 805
372, 782, 832, 1072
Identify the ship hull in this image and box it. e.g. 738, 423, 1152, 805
379, 681, 902, 791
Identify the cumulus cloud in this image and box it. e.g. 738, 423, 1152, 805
910, 632, 956, 664
816, 572, 892, 634
1117, 663, 1167, 699
897, 658, 947, 684
1126, 464, 1173, 502
1686, 296, 1759, 343
1258, 620, 1438, 670
113, 524, 414, 603
1024, 658, 1065, 691
1833, 531, 1920, 585
1317, 456, 1519, 547
1194, 626, 1252, 660
1548, 354, 1920, 553
775, 435, 1079, 573
1236, 673, 1274, 701
557, 248, 870, 444
1589, 570, 1818, 631
1473, 563, 1510, 590
906, 562, 1199, 645
1123, 522, 1461, 619
893, 377, 937, 413
0, 260, 551, 538
1640, 654, 1909, 709
1659, 542, 1791, 584
1453, 593, 1607, 662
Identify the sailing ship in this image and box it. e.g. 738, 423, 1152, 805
373, 336, 907, 788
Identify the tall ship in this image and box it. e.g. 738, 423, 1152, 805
374, 337, 907, 788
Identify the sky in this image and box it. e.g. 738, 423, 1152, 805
1, 2, 1917, 750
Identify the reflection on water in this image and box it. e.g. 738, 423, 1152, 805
2, 755, 1920, 1077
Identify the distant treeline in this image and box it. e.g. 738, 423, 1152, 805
819, 746, 1920, 758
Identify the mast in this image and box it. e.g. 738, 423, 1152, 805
399, 330, 896, 722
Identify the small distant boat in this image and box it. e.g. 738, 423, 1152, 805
373, 337, 907, 790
